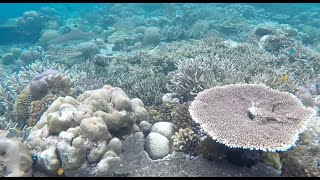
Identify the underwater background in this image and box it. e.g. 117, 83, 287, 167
1, 3, 320, 177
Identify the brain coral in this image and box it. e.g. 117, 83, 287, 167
189, 84, 316, 152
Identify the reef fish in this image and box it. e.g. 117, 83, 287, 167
48, 30, 102, 44
46, 47, 83, 59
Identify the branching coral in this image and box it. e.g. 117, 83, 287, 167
166, 36, 320, 98
66, 50, 170, 106
171, 128, 200, 157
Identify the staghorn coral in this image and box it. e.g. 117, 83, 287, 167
67, 51, 169, 106
166, 35, 320, 97
0, 85, 15, 127
189, 84, 316, 152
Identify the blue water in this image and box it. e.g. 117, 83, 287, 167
1, 3, 320, 177
0, 3, 105, 19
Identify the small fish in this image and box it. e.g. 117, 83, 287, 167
32, 155, 38, 167
5, 128, 20, 138
289, 49, 297, 56
57, 167, 64, 176
46, 47, 83, 59
280, 74, 289, 83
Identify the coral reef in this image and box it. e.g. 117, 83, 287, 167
112, 132, 280, 176
1, 53, 15, 65
3, 3, 320, 177
171, 128, 200, 157
143, 27, 160, 46
170, 103, 200, 134
281, 116, 320, 177
13, 70, 76, 128
24, 85, 148, 176
13, 86, 32, 129
295, 76, 320, 112
166, 35, 320, 98
29, 69, 59, 100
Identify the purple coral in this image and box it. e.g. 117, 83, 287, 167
29, 69, 58, 100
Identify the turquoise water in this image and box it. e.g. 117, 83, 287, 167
1, 3, 320, 177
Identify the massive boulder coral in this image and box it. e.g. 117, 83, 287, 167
189, 84, 316, 152
24, 85, 148, 176
0, 136, 32, 177
13, 70, 76, 128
